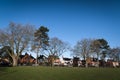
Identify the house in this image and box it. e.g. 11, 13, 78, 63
73, 57, 79, 67
53, 57, 61, 66
85, 57, 98, 67
48, 55, 61, 66
61, 57, 73, 67
106, 59, 119, 68
0, 46, 13, 66
37, 55, 48, 65
18, 53, 36, 66
0, 57, 12, 67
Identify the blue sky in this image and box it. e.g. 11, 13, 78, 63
0, 0, 120, 57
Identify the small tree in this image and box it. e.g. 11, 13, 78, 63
72, 38, 92, 67
47, 37, 69, 56
46, 37, 70, 66
91, 38, 109, 67
109, 47, 120, 61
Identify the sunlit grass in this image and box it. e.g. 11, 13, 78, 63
0, 66, 120, 80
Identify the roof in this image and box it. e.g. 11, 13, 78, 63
19, 55, 24, 58
63, 58, 72, 61
19, 53, 35, 59
38, 55, 47, 59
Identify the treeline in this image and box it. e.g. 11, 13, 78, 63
0, 22, 119, 67
72, 38, 120, 67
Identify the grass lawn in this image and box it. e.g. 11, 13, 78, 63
0, 66, 120, 80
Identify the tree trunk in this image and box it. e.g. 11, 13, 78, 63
85, 62, 88, 68
85, 58, 89, 68
96, 58, 99, 67
11, 55, 18, 67
96, 53, 99, 67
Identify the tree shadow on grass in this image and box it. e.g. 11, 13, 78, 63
0, 67, 8, 72
0, 67, 16, 77
0, 67, 9, 76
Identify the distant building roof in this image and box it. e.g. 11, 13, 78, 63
19, 53, 35, 59
63, 58, 71, 61
38, 55, 47, 59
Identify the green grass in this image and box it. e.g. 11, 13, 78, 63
0, 66, 120, 80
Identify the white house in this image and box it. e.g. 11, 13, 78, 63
61, 57, 73, 67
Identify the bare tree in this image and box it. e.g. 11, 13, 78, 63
72, 38, 92, 67
0, 22, 35, 66
46, 37, 70, 57
109, 47, 120, 61
45, 37, 70, 66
